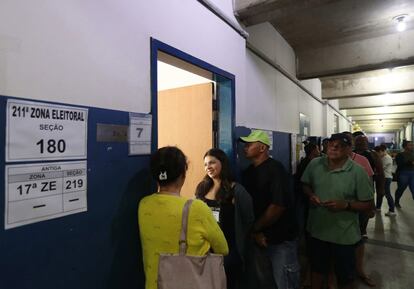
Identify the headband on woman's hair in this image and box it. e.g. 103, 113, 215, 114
159, 171, 168, 181
157, 163, 168, 181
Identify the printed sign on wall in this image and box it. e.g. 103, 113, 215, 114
129, 113, 152, 155
5, 161, 87, 229
6, 99, 88, 162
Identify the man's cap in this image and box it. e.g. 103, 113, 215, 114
352, 131, 365, 137
328, 133, 352, 146
239, 130, 270, 146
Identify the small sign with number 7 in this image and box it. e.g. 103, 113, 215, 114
129, 113, 152, 155
136, 127, 143, 138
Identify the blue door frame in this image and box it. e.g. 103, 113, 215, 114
150, 38, 236, 163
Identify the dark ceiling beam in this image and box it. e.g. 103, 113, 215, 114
297, 29, 414, 80
323, 88, 414, 100
321, 65, 414, 99
355, 118, 409, 123
340, 102, 414, 110
299, 57, 414, 80
235, 0, 292, 21
352, 114, 414, 121
358, 122, 406, 126
347, 111, 414, 117
364, 129, 399, 134
235, 0, 338, 25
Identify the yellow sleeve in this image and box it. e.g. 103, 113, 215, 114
192, 200, 229, 255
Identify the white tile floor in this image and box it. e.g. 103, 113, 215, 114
359, 182, 414, 288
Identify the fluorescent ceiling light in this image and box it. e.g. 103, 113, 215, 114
397, 21, 407, 32
393, 14, 408, 32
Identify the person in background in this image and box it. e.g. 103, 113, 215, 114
394, 140, 414, 208
353, 132, 385, 200
138, 146, 228, 289
353, 133, 383, 239
195, 148, 255, 289
301, 133, 374, 289
240, 130, 300, 289
296, 143, 321, 181
343, 132, 375, 287
321, 138, 329, 155
374, 145, 395, 216
294, 142, 320, 288
342, 132, 374, 180
295, 142, 321, 234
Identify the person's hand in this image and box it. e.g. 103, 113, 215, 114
252, 232, 268, 248
323, 200, 348, 212
309, 194, 322, 206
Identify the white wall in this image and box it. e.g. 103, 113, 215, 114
405, 122, 412, 141
243, 49, 325, 135
0, 1, 349, 138
0, 0, 245, 114
325, 100, 352, 136
339, 115, 352, 133
400, 128, 405, 142
298, 88, 324, 136
325, 106, 337, 136
246, 23, 296, 75
300, 79, 322, 100
242, 23, 336, 136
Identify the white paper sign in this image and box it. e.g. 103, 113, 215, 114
5, 161, 87, 229
291, 134, 297, 174
6, 99, 88, 162
266, 130, 273, 151
129, 113, 152, 155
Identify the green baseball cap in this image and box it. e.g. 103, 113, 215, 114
239, 130, 270, 146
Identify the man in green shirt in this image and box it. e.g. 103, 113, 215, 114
301, 133, 374, 289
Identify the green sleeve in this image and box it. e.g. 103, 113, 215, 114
194, 200, 229, 255
355, 167, 374, 201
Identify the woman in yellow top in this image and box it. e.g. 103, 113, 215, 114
139, 146, 229, 289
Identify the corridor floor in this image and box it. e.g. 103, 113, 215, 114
361, 182, 414, 288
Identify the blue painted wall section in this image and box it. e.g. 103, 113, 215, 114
272, 130, 292, 172
0, 96, 150, 289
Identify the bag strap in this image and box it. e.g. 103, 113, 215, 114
179, 199, 193, 255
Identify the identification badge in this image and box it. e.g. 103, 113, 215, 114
211, 207, 220, 223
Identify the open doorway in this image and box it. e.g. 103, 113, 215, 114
151, 39, 235, 198
157, 52, 214, 197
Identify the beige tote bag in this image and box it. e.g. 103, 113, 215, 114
157, 199, 227, 289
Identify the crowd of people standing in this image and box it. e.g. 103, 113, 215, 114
138, 129, 413, 289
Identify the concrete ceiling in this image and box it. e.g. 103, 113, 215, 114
235, 0, 414, 135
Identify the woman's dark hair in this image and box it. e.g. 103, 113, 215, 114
304, 143, 318, 157
150, 146, 188, 186
374, 145, 386, 152
195, 148, 234, 203
402, 140, 411, 149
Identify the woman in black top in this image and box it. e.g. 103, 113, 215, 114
195, 148, 254, 289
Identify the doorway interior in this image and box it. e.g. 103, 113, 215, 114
151, 39, 235, 198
